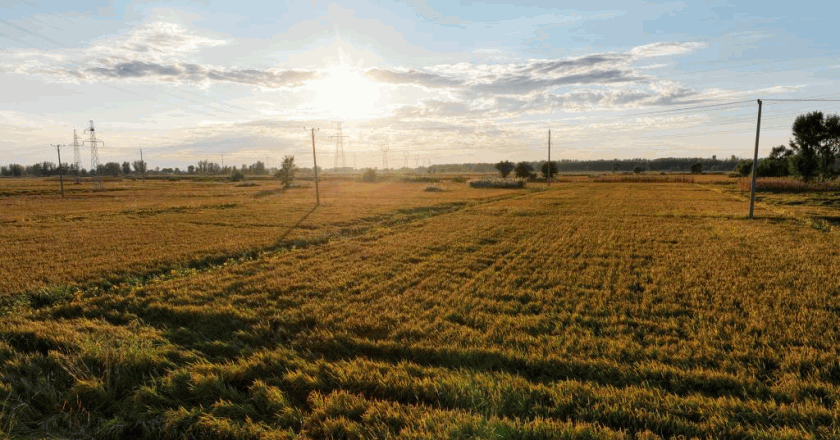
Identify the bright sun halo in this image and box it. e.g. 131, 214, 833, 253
309, 64, 383, 120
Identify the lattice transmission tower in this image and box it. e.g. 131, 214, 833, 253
72, 129, 82, 183
330, 122, 348, 170
83, 120, 105, 189
381, 144, 389, 170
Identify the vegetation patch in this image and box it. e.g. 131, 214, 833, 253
469, 179, 525, 189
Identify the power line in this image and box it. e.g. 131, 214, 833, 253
620, 100, 755, 117
763, 99, 840, 102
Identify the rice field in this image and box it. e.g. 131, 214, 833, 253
2, 176, 840, 439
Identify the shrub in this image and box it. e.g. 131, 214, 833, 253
734, 160, 753, 177
361, 169, 377, 183
469, 179, 525, 189
230, 169, 245, 182
633, 167, 644, 174
690, 163, 703, 174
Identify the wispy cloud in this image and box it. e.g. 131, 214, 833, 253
0, 21, 321, 88
629, 41, 707, 58
365, 68, 462, 88
86, 61, 320, 87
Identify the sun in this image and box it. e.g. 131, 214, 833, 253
309, 64, 384, 120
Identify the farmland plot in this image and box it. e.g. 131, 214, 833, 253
0, 178, 513, 295
2, 181, 840, 439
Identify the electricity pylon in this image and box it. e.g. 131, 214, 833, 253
83, 120, 104, 189
381, 144, 389, 170
330, 121, 348, 170
72, 129, 82, 183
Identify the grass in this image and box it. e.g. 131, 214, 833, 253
2, 177, 840, 438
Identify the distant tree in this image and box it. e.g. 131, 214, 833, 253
612, 162, 620, 173
633, 166, 644, 174
187, 165, 195, 174
495, 160, 514, 179
121, 161, 131, 175
540, 161, 558, 179
734, 160, 753, 177
133, 160, 147, 174
756, 145, 792, 177
276, 155, 296, 189
514, 162, 533, 180
230, 168, 245, 181
100, 162, 121, 177
690, 162, 703, 174
250, 161, 267, 175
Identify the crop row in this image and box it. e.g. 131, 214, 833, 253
2, 182, 840, 438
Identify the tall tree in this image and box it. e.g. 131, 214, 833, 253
791, 111, 834, 179
514, 162, 533, 180
132, 160, 147, 174
276, 155, 296, 189
540, 161, 558, 179
495, 160, 514, 179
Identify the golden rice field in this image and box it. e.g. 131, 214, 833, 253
3, 175, 840, 439
0, 177, 512, 295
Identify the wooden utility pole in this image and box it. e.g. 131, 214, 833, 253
547, 129, 551, 186
749, 99, 763, 219
53, 144, 65, 198
305, 127, 321, 206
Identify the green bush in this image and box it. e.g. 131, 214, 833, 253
230, 169, 245, 182
690, 163, 703, 174
734, 160, 753, 177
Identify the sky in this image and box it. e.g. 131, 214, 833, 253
1, 0, 839, 170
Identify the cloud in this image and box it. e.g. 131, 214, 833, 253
87, 61, 181, 78
0, 22, 319, 88
519, 54, 628, 75
365, 68, 462, 88
113, 22, 226, 61
629, 41, 707, 58
84, 61, 319, 88
469, 69, 646, 95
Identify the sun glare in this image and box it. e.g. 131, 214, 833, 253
309, 64, 384, 120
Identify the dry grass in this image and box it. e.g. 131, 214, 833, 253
0, 178, 514, 295
2, 179, 840, 438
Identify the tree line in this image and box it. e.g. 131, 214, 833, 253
0, 160, 276, 178
733, 111, 840, 180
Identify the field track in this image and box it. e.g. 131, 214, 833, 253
3, 180, 840, 439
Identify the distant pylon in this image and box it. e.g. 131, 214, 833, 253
83, 120, 104, 189
72, 129, 82, 183
381, 144, 389, 170
330, 122, 347, 170
403, 152, 410, 169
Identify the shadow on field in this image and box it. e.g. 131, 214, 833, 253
817, 216, 840, 225
277, 205, 318, 242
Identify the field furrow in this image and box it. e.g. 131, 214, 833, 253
3, 180, 840, 438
